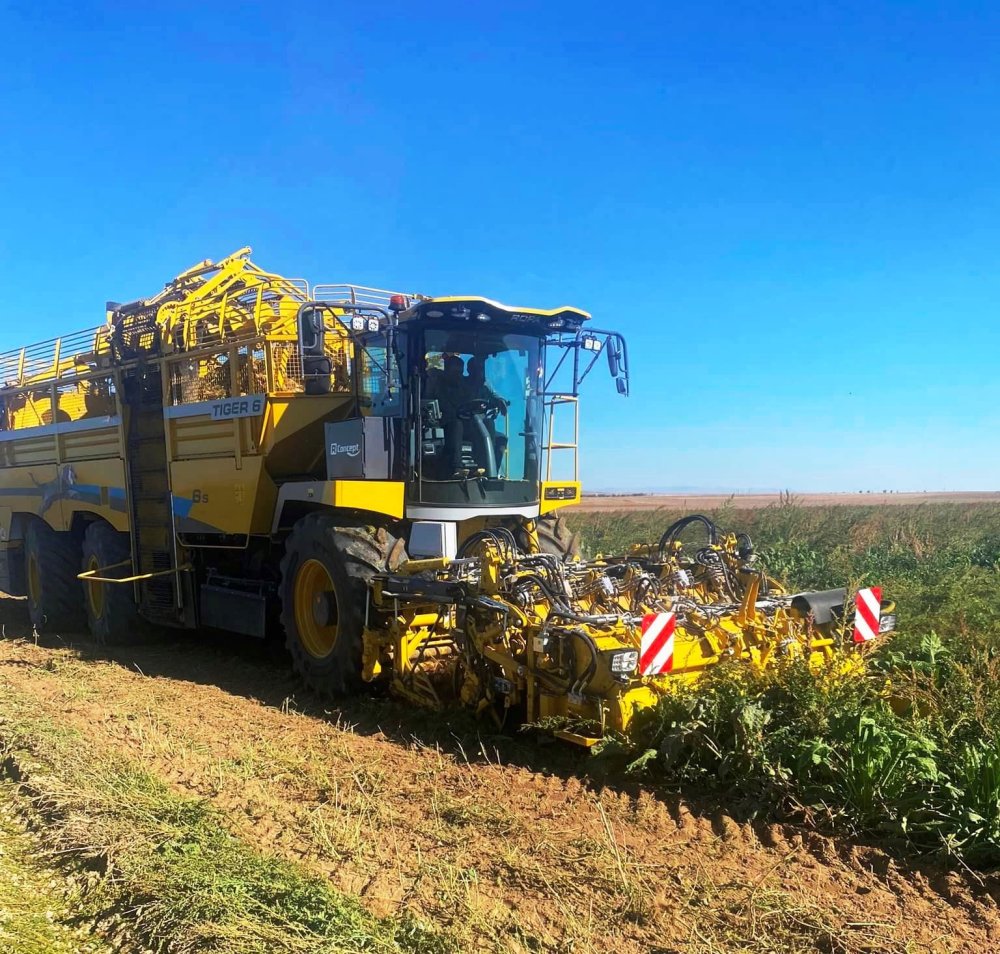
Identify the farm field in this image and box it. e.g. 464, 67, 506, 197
2, 502, 1000, 951
578, 491, 1000, 511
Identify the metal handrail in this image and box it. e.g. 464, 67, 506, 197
0, 325, 111, 387
312, 283, 424, 310
78, 559, 193, 585
543, 393, 579, 482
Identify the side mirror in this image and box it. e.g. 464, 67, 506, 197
606, 339, 620, 377
616, 377, 628, 396
299, 308, 324, 354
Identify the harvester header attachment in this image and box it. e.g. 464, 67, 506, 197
363, 514, 896, 745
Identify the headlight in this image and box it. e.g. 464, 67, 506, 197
608, 650, 638, 675
350, 315, 365, 332
879, 613, 896, 633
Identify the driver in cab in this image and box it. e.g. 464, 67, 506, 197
427, 353, 467, 477
427, 353, 507, 478
465, 356, 508, 472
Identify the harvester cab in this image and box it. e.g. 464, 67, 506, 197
309, 291, 629, 539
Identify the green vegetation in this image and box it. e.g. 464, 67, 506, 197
0, 696, 449, 954
570, 502, 1000, 868
0, 791, 109, 954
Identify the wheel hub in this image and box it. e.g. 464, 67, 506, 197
312, 590, 337, 628
293, 559, 340, 659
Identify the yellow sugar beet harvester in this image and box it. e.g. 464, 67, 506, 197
0, 249, 894, 744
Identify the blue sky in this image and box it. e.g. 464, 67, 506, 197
2, 0, 998, 492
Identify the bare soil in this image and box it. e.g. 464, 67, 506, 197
578, 491, 1000, 511
0, 597, 998, 952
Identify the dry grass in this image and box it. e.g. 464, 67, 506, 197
0, 789, 109, 954
684, 880, 917, 953
0, 689, 449, 954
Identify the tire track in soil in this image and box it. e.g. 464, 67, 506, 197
0, 597, 996, 953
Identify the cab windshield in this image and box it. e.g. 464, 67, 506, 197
419, 328, 542, 485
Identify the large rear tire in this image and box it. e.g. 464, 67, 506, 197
24, 520, 85, 633
81, 521, 144, 645
279, 515, 402, 695
534, 512, 583, 562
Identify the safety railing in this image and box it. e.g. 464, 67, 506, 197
165, 334, 354, 404
0, 326, 111, 388
312, 283, 422, 311
0, 373, 118, 433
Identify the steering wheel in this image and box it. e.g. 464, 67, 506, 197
456, 399, 501, 421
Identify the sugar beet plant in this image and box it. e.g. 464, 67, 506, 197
571, 503, 1000, 868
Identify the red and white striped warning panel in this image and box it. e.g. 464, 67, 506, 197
853, 586, 882, 643
639, 612, 676, 676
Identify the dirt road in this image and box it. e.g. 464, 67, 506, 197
578, 491, 1000, 511
0, 596, 997, 952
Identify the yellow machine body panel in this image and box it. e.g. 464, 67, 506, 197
259, 394, 354, 474
324, 480, 405, 518
169, 457, 276, 537
539, 480, 581, 514
0, 407, 130, 538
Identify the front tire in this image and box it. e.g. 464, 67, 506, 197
25, 520, 85, 633
534, 512, 583, 562
279, 515, 402, 695
81, 521, 143, 645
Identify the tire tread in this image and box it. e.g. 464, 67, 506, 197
25, 520, 85, 633
279, 516, 397, 695
535, 513, 583, 561
81, 521, 147, 645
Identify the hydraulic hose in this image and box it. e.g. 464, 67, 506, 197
567, 627, 600, 697
457, 528, 520, 561
514, 573, 623, 626
658, 514, 719, 559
